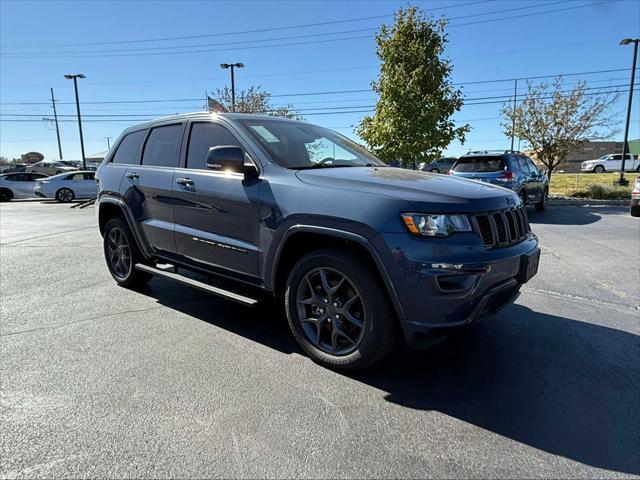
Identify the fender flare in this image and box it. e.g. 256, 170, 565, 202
97, 196, 153, 259
269, 224, 406, 321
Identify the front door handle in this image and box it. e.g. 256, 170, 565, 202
126, 172, 139, 180
176, 177, 194, 187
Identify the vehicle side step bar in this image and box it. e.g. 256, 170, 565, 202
135, 263, 258, 306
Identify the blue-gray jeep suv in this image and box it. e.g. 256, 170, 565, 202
96, 113, 540, 371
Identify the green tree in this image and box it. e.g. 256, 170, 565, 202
357, 6, 469, 167
210, 86, 300, 118
501, 76, 620, 181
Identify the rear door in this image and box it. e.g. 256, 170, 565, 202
122, 122, 185, 254
81, 172, 97, 198
172, 120, 262, 278
13, 173, 38, 197
523, 156, 542, 199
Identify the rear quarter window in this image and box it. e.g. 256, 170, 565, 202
452, 156, 506, 173
112, 130, 145, 165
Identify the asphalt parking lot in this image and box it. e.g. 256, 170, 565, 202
1, 201, 638, 478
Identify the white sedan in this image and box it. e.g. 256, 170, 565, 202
0, 172, 49, 201
34, 171, 97, 202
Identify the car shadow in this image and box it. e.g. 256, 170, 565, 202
136, 279, 639, 475
527, 205, 628, 225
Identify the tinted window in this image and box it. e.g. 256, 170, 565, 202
186, 122, 242, 170
31, 173, 47, 179
83, 172, 95, 180
4, 174, 18, 182
452, 156, 506, 173
112, 130, 145, 165
525, 157, 539, 174
142, 124, 183, 168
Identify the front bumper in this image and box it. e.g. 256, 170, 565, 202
581, 165, 595, 172
375, 231, 539, 348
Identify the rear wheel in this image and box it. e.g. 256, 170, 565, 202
0, 188, 13, 202
103, 216, 152, 288
56, 188, 75, 203
594, 165, 605, 173
535, 187, 548, 211
284, 247, 396, 371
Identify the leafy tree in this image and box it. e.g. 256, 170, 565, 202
357, 6, 469, 167
209, 86, 300, 119
501, 76, 620, 181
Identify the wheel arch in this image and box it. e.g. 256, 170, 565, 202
97, 197, 152, 259
270, 226, 406, 322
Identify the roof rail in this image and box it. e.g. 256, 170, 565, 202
465, 149, 522, 155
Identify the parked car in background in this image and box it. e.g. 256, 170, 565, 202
449, 150, 549, 211
422, 157, 457, 174
95, 113, 540, 371
0, 172, 48, 201
631, 176, 640, 217
34, 171, 97, 202
0, 163, 28, 174
581, 154, 639, 173
29, 160, 77, 176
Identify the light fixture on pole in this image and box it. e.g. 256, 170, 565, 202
64, 73, 87, 170
220, 63, 244, 112
616, 38, 639, 186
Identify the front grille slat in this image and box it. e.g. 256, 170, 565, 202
471, 206, 530, 249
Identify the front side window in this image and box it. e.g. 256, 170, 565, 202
186, 122, 242, 170
237, 119, 384, 169
112, 130, 145, 165
142, 124, 183, 168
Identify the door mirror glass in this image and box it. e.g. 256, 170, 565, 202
206, 146, 245, 173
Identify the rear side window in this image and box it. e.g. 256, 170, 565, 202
186, 122, 242, 170
69, 173, 85, 181
112, 130, 145, 165
142, 124, 183, 168
452, 156, 506, 173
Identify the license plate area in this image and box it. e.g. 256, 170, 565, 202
518, 248, 540, 283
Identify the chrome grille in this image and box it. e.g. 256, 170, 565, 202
471, 206, 530, 248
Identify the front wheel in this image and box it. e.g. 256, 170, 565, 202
103, 217, 151, 288
56, 188, 75, 203
535, 188, 548, 211
0, 189, 13, 202
594, 165, 605, 173
284, 247, 396, 371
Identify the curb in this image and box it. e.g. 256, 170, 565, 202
548, 197, 631, 206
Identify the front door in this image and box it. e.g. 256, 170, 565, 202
172, 121, 261, 279
121, 122, 185, 254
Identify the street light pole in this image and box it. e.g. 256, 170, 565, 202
64, 73, 87, 170
105, 137, 112, 150
220, 63, 244, 112
510, 78, 518, 152
617, 38, 639, 186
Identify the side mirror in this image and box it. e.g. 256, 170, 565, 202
206, 146, 246, 173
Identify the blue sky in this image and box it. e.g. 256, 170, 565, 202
1, 0, 639, 161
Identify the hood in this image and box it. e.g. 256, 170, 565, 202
296, 167, 519, 213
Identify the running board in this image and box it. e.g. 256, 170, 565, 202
135, 263, 258, 306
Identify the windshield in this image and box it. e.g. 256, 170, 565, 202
452, 156, 507, 173
236, 119, 385, 169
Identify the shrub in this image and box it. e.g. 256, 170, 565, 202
569, 184, 629, 200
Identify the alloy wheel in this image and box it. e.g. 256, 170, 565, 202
296, 267, 366, 356
106, 227, 131, 279
57, 188, 73, 202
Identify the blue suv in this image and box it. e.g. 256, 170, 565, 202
96, 114, 540, 371
449, 151, 549, 211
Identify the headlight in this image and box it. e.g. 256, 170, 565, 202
401, 213, 472, 237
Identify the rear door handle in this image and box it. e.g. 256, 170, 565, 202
126, 172, 139, 180
176, 177, 194, 186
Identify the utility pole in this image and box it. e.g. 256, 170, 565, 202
510, 78, 518, 152
64, 74, 87, 169
220, 63, 244, 112
616, 38, 639, 186
50, 88, 63, 160
105, 137, 112, 150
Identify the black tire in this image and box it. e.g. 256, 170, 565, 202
284, 247, 396, 371
594, 165, 605, 173
430, 168, 440, 173
56, 170, 62, 174
0, 188, 13, 202
103, 216, 152, 288
631, 204, 640, 217
535, 187, 548, 211
56, 188, 75, 203
635, 165, 640, 173
519, 189, 527, 207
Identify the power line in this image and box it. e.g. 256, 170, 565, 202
1, 1, 618, 59
1, 0, 491, 50
1, 1, 563, 57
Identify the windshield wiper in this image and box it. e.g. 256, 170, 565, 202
290, 164, 356, 170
